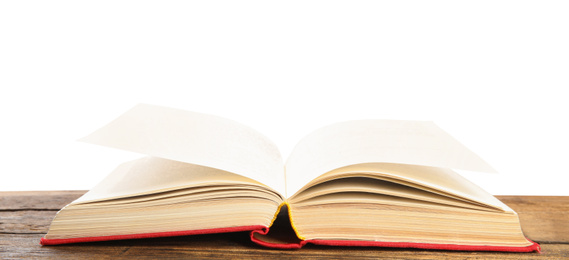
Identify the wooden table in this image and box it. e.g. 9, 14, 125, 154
1, 191, 568, 259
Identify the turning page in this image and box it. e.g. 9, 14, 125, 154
80, 104, 286, 195
285, 120, 496, 196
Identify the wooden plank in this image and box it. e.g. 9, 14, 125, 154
0, 210, 55, 234
1, 234, 567, 259
1, 191, 567, 259
0, 232, 569, 259
0, 191, 85, 210
496, 196, 569, 243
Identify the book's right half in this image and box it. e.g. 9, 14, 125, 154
281, 120, 539, 252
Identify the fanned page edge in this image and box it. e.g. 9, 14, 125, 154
40, 200, 287, 246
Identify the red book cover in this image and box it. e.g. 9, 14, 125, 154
250, 227, 541, 252
40, 225, 264, 246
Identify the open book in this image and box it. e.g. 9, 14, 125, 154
41, 104, 539, 252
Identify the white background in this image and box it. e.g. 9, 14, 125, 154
1, 1, 567, 195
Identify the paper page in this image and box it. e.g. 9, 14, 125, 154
74, 156, 281, 203
307, 163, 511, 212
288, 175, 498, 211
285, 120, 496, 196
80, 104, 285, 195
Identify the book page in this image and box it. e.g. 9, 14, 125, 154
285, 120, 496, 196
287, 175, 499, 212
80, 104, 285, 195
290, 163, 511, 212
74, 156, 284, 203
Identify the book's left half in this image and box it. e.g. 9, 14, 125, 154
42, 104, 287, 245
41, 156, 284, 245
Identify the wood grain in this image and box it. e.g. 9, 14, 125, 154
1, 191, 567, 259
497, 196, 569, 243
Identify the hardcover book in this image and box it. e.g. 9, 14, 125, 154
41, 104, 539, 252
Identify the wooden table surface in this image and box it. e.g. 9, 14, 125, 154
1, 191, 568, 259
